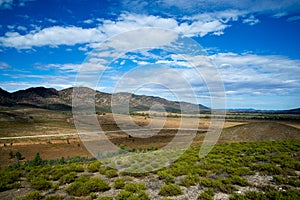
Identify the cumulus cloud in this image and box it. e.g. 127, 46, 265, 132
211, 53, 300, 96
0, 13, 243, 49
0, 26, 104, 49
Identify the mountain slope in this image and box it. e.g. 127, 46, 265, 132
0, 87, 209, 113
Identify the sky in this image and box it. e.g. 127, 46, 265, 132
0, 0, 300, 110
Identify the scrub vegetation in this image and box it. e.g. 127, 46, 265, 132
0, 140, 299, 199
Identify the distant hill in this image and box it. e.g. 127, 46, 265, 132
0, 87, 209, 113
281, 108, 300, 114
227, 107, 300, 114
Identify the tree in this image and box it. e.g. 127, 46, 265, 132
9, 151, 15, 159
15, 152, 23, 161
59, 157, 65, 164
32, 152, 42, 166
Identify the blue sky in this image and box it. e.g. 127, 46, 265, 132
0, 0, 300, 110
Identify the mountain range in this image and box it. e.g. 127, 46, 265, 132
0, 87, 209, 113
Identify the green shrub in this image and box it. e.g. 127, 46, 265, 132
99, 166, 106, 175
85, 177, 110, 193
251, 163, 283, 175
0, 170, 21, 191
230, 189, 300, 200
200, 178, 236, 194
157, 170, 175, 184
114, 178, 126, 189
87, 160, 102, 172
116, 190, 150, 200
97, 197, 113, 200
197, 188, 214, 200
229, 193, 248, 200
232, 167, 255, 176
17, 191, 43, 200
76, 174, 90, 182
169, 162, 189, 176
30, 176, 53, 190
66, 176, 110, 196
49, 166, 69, 181
105, 169, 118, 178
124, 183, 147, 192
44, 195, 64, 200
65, 181, 87, 196
68, 163, 84, 172
116, 190, 132, 200
59, 172, 77, 184
230, 175, 249, 186
180, 174, 200, 187
90, 192, 97, 199
159, 184, 183, 196
200, 178, 214, 187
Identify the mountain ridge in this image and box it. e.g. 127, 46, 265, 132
0, 87, 209, 113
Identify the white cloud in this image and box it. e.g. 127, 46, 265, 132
211, 53, 300, 96
7, 25, 14, 29
0, 80, 74, 92
120, 60, 126, 65
78, 46, 88, 51
0, 13, 245, 49
0, 61, 11, 69
16, 25, 27, 31
0, 26, 105, 49
243, 15, 260, 25
122, 0, 300, 17
83, 19, 94, 24
0, 0, 34, 9
36, 61, 107, 73
46, 18, 57, 23
287, 16, 300, 21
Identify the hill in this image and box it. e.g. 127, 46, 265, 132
0, 87, 209, 113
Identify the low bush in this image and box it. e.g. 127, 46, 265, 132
114, 178, 126, 189
17, 191, 42, 200
230, 189, 300, 200
0, 170, 21, 191
159, 184, 183, 196
180, 174, 200, 187
116, 190, 150, 200
68, 163, 84, 172
157, 170, 175, 184
197, 188, 214, 200
97, 197, 113, 200
30, 176, 53, 190
66, 176, 110, 196
85, 177, 110, 193
44, 195, 64, 200
105, 169, 118, 178
230, 175, 249, 186
200, 178, 236, 194
124, 183, 147, 193
87, 160, 102, 172
251, 163, 283, 175
59, 172, 77, 184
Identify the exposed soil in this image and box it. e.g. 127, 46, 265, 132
1, 121, 299, 169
